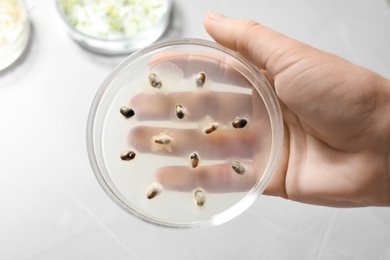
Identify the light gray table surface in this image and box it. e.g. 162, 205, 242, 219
1, 0, 390, 259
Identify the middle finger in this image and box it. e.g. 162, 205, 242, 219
128, 126, 254, 159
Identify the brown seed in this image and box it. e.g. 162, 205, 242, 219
232, 118, 247, 129
147, 190, 158, 199
175, 104, 185, 119
194, 189, 206, 206
195, 72, 206, 87
154, 135, 172, 145
148, 73, 162, 88
120, 151, 136, 161
146, 182, 163, 199
120, 106, 135, 118
232, 161, 245, 175
190, 152, 199, 168
204, 122, 219, 134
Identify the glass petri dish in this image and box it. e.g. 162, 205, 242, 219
87, 39, 283, 228
55, 0, 173, 55
0, 0, 31, 71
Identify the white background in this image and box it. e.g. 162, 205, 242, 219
1, 0, 390, 259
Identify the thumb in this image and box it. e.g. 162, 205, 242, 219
203, 11, 315, 78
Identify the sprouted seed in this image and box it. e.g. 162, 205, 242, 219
232, 118, 247, 129
146, 182, 163, 199
148, 73, 162, 88
175, 104, 185, 119
190, 152, 199, 168
194, 189, 206, 206
153, 134, 172, 145
151, 132, 173, 152
232, 161, 245, 175
120, 151, 136, 161
204, 122, 219, 134
120, 106, 135, 118
195, 72, 206, 87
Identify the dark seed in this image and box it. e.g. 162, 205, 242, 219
190, 152, 199, 168
148, 73, 162, 88
147, 190, 158, 199
120, 151, 136, 161
120, 107, 135, 118
195, 72, 206, 87
147, 182, 162, 199
232, 161, 245, 175
175, 104, 185, 119
194, 189, 206, 206
204, 122, 219, 134
232, 118, 247, 129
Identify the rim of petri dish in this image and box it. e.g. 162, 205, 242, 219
86, 38, 283, 228
55, 0, 173, 54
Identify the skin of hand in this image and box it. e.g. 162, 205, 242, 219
203, 11, 390, 207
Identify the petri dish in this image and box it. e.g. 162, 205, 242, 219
55, 0, 173, 55
87, 39, 283, 228
0, 0, 31, 71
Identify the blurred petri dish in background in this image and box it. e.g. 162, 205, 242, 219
0, 0, 31, 71
56, 0, 173, 55
87, 39, 283, 228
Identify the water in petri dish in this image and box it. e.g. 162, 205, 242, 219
101, 61, 272, 225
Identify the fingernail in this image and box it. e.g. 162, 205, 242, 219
207, 11, 226, 22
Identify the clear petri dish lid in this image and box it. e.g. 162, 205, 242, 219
55, 0, 173, 55
87, 38, 283, 228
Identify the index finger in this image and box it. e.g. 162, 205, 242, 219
203, 11, 317, 77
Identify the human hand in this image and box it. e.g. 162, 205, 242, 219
203, 11, 390, 207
